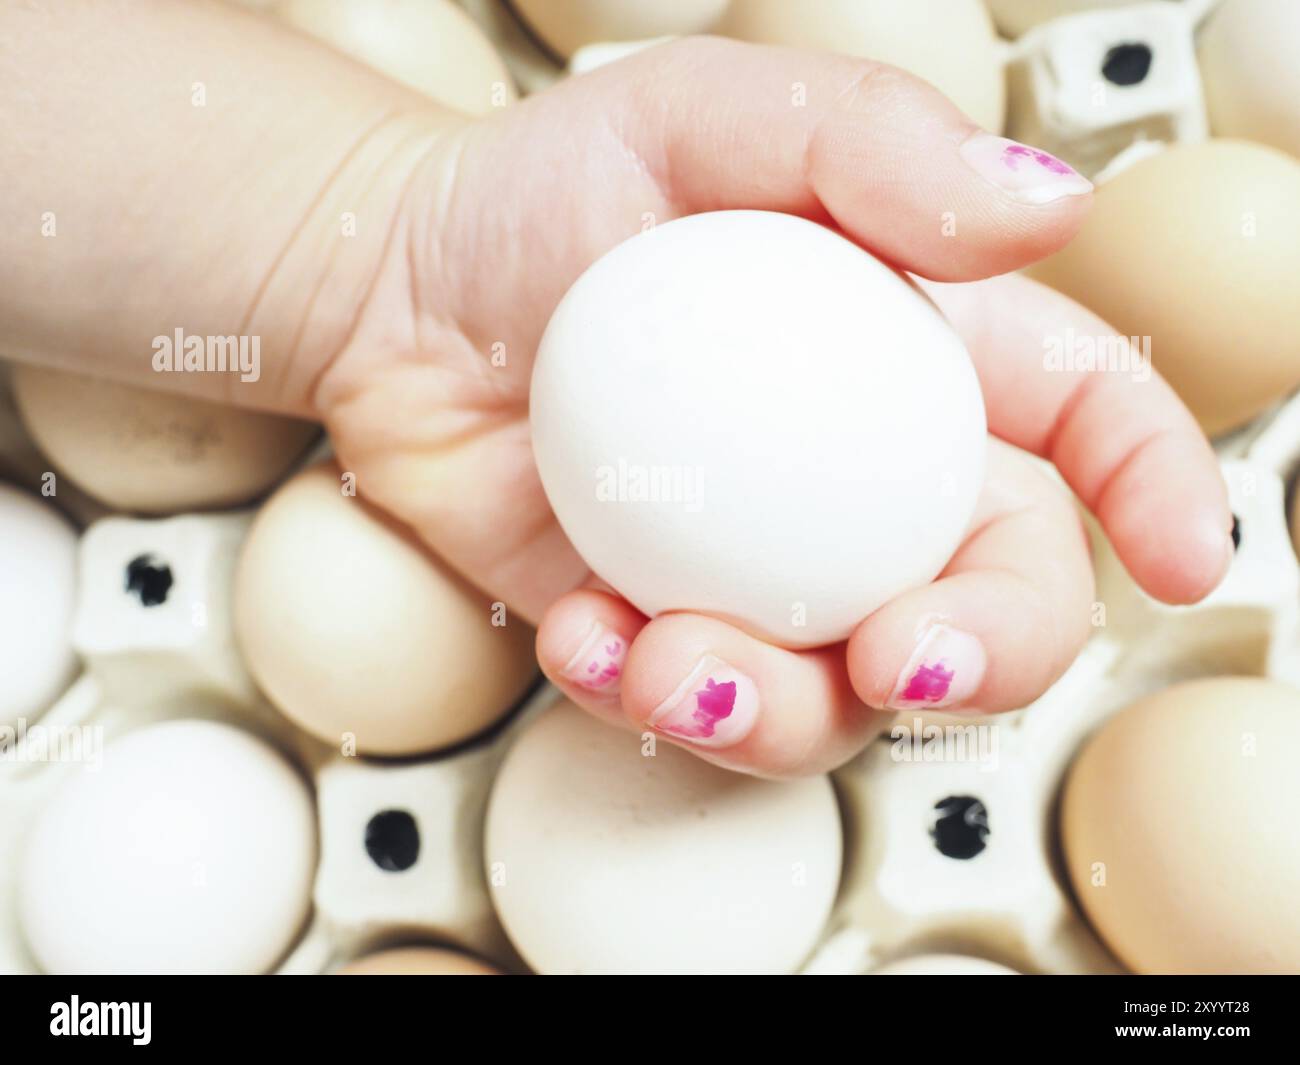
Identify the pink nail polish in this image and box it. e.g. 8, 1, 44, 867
561, 622, 627, 694
886, 625, 986, 710
648, 655, 758, 749
959, 133, 1093, 205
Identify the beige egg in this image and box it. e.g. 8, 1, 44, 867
485, 701, 841, 974
1200, 0, 1300, 160
234, 463, 536, 756
1290, 484, 1300, 563
984, 0, 1151, 38
274, 0, 516, 114
1061, 676, 1300, 974
512, 0, 728, 59
1028, 140, 1300, 436
10, 364, 317, 514
336, 946, 500, 975
872, 954, 1019, 975
719, 0, 1005, 133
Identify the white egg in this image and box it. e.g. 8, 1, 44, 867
530, 211, 986, 648
872, 953, 1020, 975
0, 483, 78, 727
512, 0, 728, 59
1200, 0, 1300, 160
485, 701, 842, 974
19, 720, 316, 974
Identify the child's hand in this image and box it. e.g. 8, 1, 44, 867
319, 38, 1229, 775
2, 8, 1231, 776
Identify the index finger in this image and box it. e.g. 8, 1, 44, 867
921, 272, 1233, 605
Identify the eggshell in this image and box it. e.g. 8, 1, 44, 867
1200, 0, 1300, 160
233, 463, 536, 756
512, 0, 728, 59
872, 954, 1020, 975
0, 483, 78, 726
10, 364, 317, 514
336, 947, 500, 975
1061, 676, 1300, 974
18, 720, 316, 974
985, 0, 1145, 38
530, 211, 986, 648
1028, 140, 1300, 436
719, 0, 1005, 133
485, 701, 842, 974
275, 0, 516, 114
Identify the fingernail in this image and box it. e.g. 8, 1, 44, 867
886, 625, 986, 710
959, 133, 1093, 206
561, 622, 628, 694
648, 655, 759, 749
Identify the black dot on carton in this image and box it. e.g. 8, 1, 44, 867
125, 554, 173, 607
365, 809, 420, 872
931, 795, 989, 860
1231, 514, 1241, 551
1102, 43, 1153, 86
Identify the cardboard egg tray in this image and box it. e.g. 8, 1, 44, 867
3, 362, 1298, 976
2, 0, 1293, 975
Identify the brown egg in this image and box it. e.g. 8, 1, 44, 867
1029, 140, 1300, 436
1061, 676, 1300, 974
10, 364, 317, 514
336, 947, 500, 975
234, 463, 536, 756
274, 0, 516, 115
1200, 0, 1300, 161
512, 0, 728, 59
719, 0, 1005, 133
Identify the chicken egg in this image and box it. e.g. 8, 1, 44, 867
336, 947, 499, 975
871, 954, 1020, 975
485, 701, 841, 974
18, 720, 316, 974
530, 210, 986, 649
984, 0, 1153, 38
1028, 140, 1300, 436
1200, 0, 1300, 160
11, 364, 317, 514
0, 482, 78, 727
512, 0, 728, 59
1061, 676, 1300, 974
719, 0, 1006, 133
233, 463, 537, 756
275, 0, 516, 114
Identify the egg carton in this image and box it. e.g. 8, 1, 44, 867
4, 373, 1299, 975
0, 456, 552, 974
466, 0, 1227, 183
5, 1, 1299, 976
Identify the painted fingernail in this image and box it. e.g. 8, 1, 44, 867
886, 625, 986, 710
959, 133, 1093, 205
561, 622, 628, 694
648, 655, 758, 749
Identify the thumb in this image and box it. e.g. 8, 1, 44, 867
452, 36, 1091, 286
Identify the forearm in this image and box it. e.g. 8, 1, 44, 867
0, 0, 456, 415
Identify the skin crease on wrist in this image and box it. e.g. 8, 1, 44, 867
0, 0, 458, 417
2, 3, 1233, 778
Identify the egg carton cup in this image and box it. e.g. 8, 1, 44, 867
804, 385, 1300, 975
0, 496, 554, 974
1001, 0, 1219, 178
